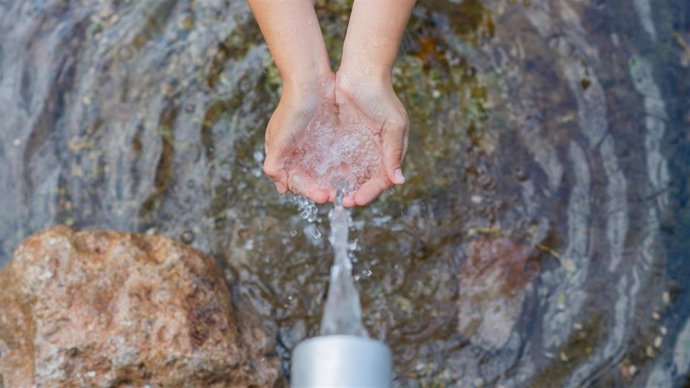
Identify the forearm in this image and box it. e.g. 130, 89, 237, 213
340, 0, 416, 83
248, 0, 331, 92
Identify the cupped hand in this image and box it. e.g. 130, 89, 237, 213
334, 71, 409, 207
263, 70, 408, 207
262, 72, 337, 204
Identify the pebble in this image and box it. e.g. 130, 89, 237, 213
621, 363, 637, 379
181, 230, 195, 244
562, 258, 576, 273
560, 351, 569, 362
557, 293, 566, 310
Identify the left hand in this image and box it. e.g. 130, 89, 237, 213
262, 71, 337, 204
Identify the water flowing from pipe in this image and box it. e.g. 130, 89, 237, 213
320, 189, 367, 337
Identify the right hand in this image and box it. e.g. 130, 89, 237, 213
262, 71, 337, 204
334, 70, 409, 207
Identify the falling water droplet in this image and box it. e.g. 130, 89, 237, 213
253, 150, 264, 163
348, 240, 359, 251
349, 253, 358, 264
181, 230, 195, 244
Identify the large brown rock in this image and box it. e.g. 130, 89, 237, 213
0, 226, 278, 387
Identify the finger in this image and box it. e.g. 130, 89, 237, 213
353, 177, 391, 206
274, 181, 288, 194
382, 115, 409, 185
263, 145, 288, 192
288, 173, 329, 204
401, 122, 409, 162
327, 187, 337, 203
263, 160, 288, 194
310, 188, 329, 204
263, 130, 292, 192
342, 194, 356, 208
263, 101, 313, 193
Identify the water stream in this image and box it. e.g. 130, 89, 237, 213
320, 190, 368, 337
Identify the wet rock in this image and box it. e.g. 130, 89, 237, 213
458, 237, 539, 349
0, 226, 278, 387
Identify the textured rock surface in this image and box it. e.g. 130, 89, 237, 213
458, 237, 539, 349
0, 226, 279, 387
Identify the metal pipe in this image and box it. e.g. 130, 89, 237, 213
291, 335, 392, 387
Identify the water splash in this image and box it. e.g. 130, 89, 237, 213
292, 195, 321, 224
285, 103, 382, 194
320, 188, 367, 337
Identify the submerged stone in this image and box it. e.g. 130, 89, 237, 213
457, 237, 539, 349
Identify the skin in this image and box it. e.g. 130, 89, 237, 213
248, 0, 416, 207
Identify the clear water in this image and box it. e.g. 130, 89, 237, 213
0, 0, 689, 386
320, 190, 368, 337
286, 106, 382, 193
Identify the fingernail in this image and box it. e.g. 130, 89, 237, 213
394, 168, 405, 184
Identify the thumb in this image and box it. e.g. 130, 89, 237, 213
263, 155, 288, 193
263, 113, 294, 194
382, 117, 408, 185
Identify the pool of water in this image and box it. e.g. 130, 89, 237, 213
1, 0, 689, 386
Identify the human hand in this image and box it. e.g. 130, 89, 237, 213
262, 72, 337, 204
263, 69, 408, 207
334, 70, 409, 207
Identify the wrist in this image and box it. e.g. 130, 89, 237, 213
282, 76, 333, 107
337, 58, 393, 87
281, 55, 333, 94
335, 66, 393, 100
281, 68, 335, 112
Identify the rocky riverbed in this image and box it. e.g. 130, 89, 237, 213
0, 0, 689, 386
